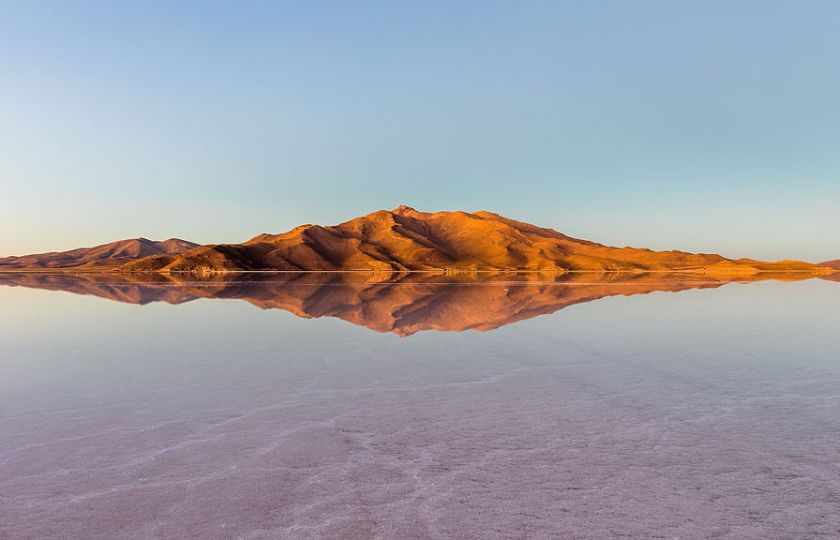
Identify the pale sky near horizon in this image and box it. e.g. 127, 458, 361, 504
1, 1, 839, 261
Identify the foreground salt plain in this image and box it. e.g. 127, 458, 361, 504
1, 276, 839, 539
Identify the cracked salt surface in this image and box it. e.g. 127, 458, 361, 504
1, 279, 839, 539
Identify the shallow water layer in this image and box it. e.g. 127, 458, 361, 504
1, 276, 839, 539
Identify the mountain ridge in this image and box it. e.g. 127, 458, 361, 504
0, 238, 197, 271
119, 207, 827, 274
0, 207, 832, 274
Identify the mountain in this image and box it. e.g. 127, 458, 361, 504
0, 271, 819, 336
118, 206, 827, 274
821, 260, 840, 282
0, 238, 197, 271
1, 208, 830, 274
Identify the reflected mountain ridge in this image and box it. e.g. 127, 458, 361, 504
0, 272, 828, 336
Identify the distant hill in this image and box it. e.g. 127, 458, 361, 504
1, 207, 831, 274
821, 260, 840, 282
0, 238, 197, 271
119, 206, 827, 274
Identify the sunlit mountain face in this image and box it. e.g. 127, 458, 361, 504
0, 271, 823, 336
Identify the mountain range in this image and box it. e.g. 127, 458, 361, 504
0, 207, 834, 274
0, 238, 197, 271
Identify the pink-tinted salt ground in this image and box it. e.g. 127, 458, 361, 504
1, 279, 839, 539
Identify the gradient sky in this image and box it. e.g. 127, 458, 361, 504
1, 0, 839, 261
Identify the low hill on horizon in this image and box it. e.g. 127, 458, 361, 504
0, 238, 197, 271
821, 259, 840, 269
119, 206, 827, 275
0, 207, 832, 274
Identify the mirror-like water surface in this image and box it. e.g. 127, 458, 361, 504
1, 274, 839, 539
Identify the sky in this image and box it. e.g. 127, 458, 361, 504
1, 0, 839, 262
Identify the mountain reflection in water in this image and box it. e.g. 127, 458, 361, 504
0, 271, 827, 336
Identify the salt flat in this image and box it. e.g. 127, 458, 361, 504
1, 278, 839, 539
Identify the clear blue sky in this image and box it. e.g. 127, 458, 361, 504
1, 0, 838, 261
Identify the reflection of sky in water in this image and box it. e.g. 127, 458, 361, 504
1, 279, 839, 538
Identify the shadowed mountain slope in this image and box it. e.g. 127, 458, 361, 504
118, 207, 827, 274
0, 238, 197, 271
